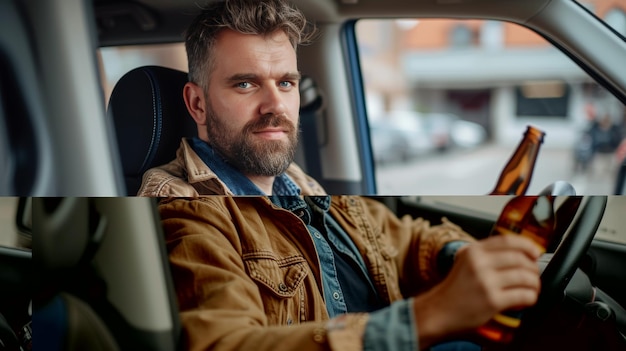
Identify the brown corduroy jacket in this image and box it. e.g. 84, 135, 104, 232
159, 196, 475, 351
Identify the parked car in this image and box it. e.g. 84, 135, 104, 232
422, 113, 488, 151
370, 111, 487, 164
422, 112, 454, 152
369, 111, 434, 164
450, 119, 488, 149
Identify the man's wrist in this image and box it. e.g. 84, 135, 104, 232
411, 289, 449, 349
437, 241, 469, 276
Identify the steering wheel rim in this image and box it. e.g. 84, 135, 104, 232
512, 196, 607, 347
538, 196, 607, 306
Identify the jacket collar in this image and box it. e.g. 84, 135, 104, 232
154, 138, 326, 196
186, 137, 301, 196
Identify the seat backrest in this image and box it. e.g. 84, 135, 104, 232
33, 197, 121, 351
108, 65, 326, 195
33, 197, 182, 351
107, 66, 197, 196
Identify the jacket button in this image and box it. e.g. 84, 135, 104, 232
313, 328, 326, 343
279, 283, 288, 292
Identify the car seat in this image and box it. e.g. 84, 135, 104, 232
108, 65, 326, 195
33, 197, 182, 350
107, 66, 197, 196
33, 198, 120, 351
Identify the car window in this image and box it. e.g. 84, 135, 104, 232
356, 18, 626, 196
98, 43, 187, 105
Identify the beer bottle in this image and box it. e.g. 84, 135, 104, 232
476, 195, 556, 344
490, 126, 546, 195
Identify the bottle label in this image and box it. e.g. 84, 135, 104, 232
492, 226, 547, 254
493, 310, 522, 328
476, 310, 523, 343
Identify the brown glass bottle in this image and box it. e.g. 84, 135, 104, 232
476, 195, 556, 345
490, 126, 546, 195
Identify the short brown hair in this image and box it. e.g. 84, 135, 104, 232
185, 0, 317, 90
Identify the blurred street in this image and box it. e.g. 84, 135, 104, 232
375, 143, 619, 195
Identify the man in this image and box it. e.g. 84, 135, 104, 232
137, 0, 321, 197
140, 1, 543, 350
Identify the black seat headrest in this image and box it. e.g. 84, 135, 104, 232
107, 66, 197, 195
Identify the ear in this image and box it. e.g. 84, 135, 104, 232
183, 82, 207, 126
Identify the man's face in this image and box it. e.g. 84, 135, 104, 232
204, 29, 300, 176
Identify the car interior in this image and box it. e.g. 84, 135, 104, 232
0, 244, 31, 351
0, 198, 31, 351
1, 0, 626, 349
31, 197, 181, 351
2, 0, 625, 196
24, 195, 626, 350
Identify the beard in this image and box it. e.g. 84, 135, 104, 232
205, 107, 299, 177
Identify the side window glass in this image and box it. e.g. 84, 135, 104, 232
356, 19, 625, 195
98, 43, 187, 105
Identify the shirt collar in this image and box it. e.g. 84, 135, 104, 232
189, 137, 301, 196
270, 195, 331, 225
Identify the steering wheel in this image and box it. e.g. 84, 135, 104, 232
509, 196, 608, 349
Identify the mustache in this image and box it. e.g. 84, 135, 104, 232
244, 113, 296, 134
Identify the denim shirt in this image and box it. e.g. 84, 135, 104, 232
190, 138, 417, 350
189, 137, 300, 196
271, 196, 349, 316
269, 196, 417, 351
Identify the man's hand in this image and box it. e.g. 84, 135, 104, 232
412, 235, 542, 349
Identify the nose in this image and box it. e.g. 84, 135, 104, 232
259, 84, 289, 116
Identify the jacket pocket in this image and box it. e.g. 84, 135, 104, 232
244, 252, 308, 325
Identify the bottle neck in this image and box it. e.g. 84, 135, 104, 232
490, 127, 544, 195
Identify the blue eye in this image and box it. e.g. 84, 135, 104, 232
279, 81, 294, 88
237, 82, 251, 89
